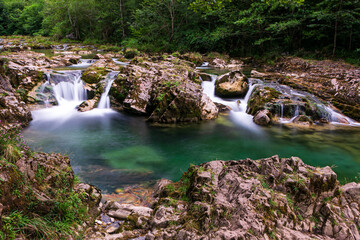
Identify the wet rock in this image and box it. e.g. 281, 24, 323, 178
210, 58, 227, 68
247, 85, 329, 125
293, 115, 313, 125
215, 102, 231, 112
253, 109, 272, 126
77, 99, 97, 112
198, 72, 212, 82
201, 94, 218, 120
82, 69, 108, 84
215, 71, 249, 98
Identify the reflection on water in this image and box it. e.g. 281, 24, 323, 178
23, 110, 360, 193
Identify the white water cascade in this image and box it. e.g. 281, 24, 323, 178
97, 72, 119, 109
325, 107, 360, 126
52, 70, 87, 105
201, 75, 261, 131
31, 70, 115, 125
69, 59, 97, 68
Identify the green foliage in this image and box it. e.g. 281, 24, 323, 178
0, 0, 359, 58
189, 0, 232, 12
0, 123, 30, 163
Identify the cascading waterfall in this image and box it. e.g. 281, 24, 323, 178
201, 75, 261, 131
52, 70, 87, 105
31, 70, 119, 125
97, 71, 119, 109
324, 106, 360, 126
69, 59, 97, 68
202, 71, 360, 127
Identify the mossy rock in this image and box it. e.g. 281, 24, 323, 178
124, 48, 141, 59
82, 68, 107, 84
215, 71, 249, 98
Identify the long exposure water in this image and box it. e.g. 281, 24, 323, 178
22, 69, 360, 193
23, 109, 360, 193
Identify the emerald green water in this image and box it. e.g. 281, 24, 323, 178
23, 111, 360, 193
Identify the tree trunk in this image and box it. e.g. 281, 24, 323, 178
332, 18, 338, 57
349, 26, 352, 51
119, 0, 125, 38
168, 0, 175, 42
332, 0, 343, 57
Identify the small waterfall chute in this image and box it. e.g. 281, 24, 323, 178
97, 71, 119, 109
51, 70, 87, 105
201, 75, 261, 131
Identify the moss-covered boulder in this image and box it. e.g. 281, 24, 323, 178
82, 67, 108, 84
215, 71, 249, 98
110, 57, 218, 123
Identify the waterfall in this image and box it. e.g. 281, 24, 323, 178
52, 70, 87, 105
201, 75, 261, 131
69, 59, 97, 68
97, 71, 119, 109
294, 105, 299, 117
280, 102, 284, 120
324, 107, 360, 126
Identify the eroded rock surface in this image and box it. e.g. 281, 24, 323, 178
87, 156, 360, 240
0, 69, 32, 126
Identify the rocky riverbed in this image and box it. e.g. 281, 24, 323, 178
1, 37, 360, 239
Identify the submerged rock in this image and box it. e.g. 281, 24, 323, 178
77, 99, 98, 112
253, 109, 272, 126
87, 156, 360, 240
215, 71, 249, 98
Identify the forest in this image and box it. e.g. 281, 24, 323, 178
0, 0, 360, 59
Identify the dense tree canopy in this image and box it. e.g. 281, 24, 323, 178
0, 0, 359, 58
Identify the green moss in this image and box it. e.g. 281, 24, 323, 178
124, 48, 141, 59
82, 67, 107, 84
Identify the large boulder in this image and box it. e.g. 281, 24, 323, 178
110, 58, 218, 123
88, 156, 360, 240
215, 71, 249, 98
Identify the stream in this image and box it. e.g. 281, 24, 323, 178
22, 65, 360, 193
